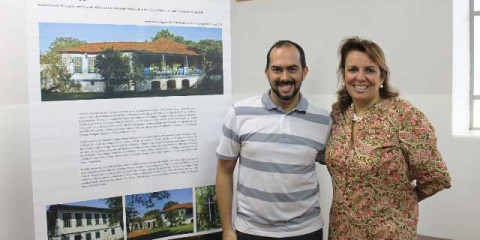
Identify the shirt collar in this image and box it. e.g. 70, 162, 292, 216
261, 90, 308, 113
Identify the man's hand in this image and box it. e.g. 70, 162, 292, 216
216, 159, 237, 240
222, 229, 237, 240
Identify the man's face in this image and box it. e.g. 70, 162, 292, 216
265, 46, 308, 103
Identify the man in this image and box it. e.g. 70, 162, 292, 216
216, 40, 331, 240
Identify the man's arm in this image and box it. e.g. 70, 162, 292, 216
216, 158, 238, 240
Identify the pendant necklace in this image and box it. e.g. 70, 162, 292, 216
352, 112, 363, 122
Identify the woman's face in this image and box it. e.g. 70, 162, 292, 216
344, 50, 384, 108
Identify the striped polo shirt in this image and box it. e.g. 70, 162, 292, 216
216, 91, 331, 237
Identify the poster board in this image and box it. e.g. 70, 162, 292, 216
27, 0, 231, 239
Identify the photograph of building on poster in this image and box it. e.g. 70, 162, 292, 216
46, 196, 124, 240
39, 23, 223, 101
195, 185, 220, 232
126, 188, 194, 240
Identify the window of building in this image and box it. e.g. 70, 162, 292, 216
86, 213, 92, 225
88, 57, 96, 73
111, 228, 115, 235
95, 231, 100, 239
102, 214, 107, 224
73, 57, 83, 74
62, 213, 72, 228
472, 0, 480, 128
74, 235, 81, 240
75, 213, 82, 227
453, 0, 480, 134
86, 232, 92, 240
95, 214, 100, 225
91, 81, 95, 86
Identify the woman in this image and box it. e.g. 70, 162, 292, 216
325, 37, 451, 239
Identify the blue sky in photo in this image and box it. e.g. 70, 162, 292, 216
39, 22, 222, 53
126, 188, 193, 217
46, 197, 118, 210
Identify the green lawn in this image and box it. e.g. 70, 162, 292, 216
127, 223, 194, 240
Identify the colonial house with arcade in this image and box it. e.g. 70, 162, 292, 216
46, 204, 123, 240
128, 202, 193, 231
59, 38, 202, 92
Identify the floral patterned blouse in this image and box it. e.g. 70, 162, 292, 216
325, 98, 451, 240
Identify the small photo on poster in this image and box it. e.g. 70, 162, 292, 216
39, 23, 223, 101
126, 188, 194, 240
46, 196, 124, 240
195, 185, 220, 232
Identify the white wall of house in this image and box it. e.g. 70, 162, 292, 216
1, 1, 479, 240
63, 54, 103, 82
50, 208, 123, 240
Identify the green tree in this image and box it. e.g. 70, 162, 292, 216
151, 29, 193, 45
165, 210, 179, 227
190, 39, 223, 71
162, 201, 179, 211
103, 197, 124, 231
95, 48, 131, 94
130, 53, 147, 91
163, 200, 180, 226
40, 37, 85, 92
44, 37, 86, 54
195, 186, 220, 231
125, 191, 170, 232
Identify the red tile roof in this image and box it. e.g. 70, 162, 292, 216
62, 38, 199, 56
162, 202, 193, 212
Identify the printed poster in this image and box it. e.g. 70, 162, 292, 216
27, 0, 231, 239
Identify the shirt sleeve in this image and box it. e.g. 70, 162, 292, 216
216, 106, 240, 160
398, 102, 451, 197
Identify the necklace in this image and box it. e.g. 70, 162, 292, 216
352, 112, 363, 122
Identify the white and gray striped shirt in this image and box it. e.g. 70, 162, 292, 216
216, 92, 331, 238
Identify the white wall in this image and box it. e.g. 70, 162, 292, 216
1, 0, 478, 239
230, 0, 478, 239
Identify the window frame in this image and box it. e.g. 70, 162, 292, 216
472, 0, 480, 129
73, 57, 83, 74
75, 213, 82, 227
86, 213, 92, 225
88, 57, 96, 73
62, 213, 72, 228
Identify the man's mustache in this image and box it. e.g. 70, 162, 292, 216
275, 80, 295, 87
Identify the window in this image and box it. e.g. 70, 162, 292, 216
88, 57, 96, 73
95, 214, 100, 225
95, 231, 100, 239
111, 228, 115, 235
473, 0, 480, 128
86, 213, 92, 225
86, 232, 91, 240
62, 213, 72, 228
102, 214, 107, 224
453, 0, 480, 134
75, 213, 82, 227
74, 235, 81, 240
73, 57, 83, 73
91, 81, 95, 86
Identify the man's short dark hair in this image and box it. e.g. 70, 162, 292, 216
265, 40, 306, 70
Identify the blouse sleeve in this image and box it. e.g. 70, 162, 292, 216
398, 101, 451, 198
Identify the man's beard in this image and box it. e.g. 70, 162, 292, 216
271, 79, 301, 101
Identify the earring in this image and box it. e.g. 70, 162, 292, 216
380, 84, 384, 88
341, 82, 345, 86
